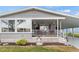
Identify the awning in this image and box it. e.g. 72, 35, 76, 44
61, 16, 79, 29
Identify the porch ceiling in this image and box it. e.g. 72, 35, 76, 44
32, 17, 79, 29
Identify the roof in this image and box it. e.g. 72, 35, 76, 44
0, 7, 79, 29
0, 7, 79, 19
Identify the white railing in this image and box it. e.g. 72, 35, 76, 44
32, 29, 57, 37
32, 37, 67, 43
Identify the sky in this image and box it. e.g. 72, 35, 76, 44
0, 6, 79, 16
0, 6, 79, 33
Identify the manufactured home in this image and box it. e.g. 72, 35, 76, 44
0, 7, 79, 44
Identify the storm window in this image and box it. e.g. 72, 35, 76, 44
17, 20, 30, 32
1, 20, 15, 32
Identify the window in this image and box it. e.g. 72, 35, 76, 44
17, 20, 30, 32
17, 28, 30, 32
17, 20, 25, 25
1, 20, 15, 32
1, 19, 31, 32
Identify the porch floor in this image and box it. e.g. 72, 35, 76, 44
32, 37, 67, 44
32, 34, 57, 37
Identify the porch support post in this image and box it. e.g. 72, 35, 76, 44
0, 20, 1, 33
15, 20, 17, 32
59, 20, 62, 37
57, 19, 59, 37
72, 28, 74, 40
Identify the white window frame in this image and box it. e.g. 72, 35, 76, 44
0, 18, 32, 33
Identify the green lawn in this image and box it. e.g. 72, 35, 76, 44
0, 45, 78, 52
66, 33, 79, 38
0, 46, 61, 52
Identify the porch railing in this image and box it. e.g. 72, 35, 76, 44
32, 29, 57, 37
32, 29, 64, 37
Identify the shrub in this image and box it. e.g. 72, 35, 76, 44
67, 33, 73, 36
66, 33, 79, 38
73, 33, 79, 38
16, 39, 28, 45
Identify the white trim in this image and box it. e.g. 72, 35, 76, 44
60, 20, 62, 37
57, 19, 59, 37
0, 17, 65, 20
72, 28, 74, 40
15, 19, 17, 32
0, 32, 32, 34
0, 7, 79, 19
0, 18, 32, 33
33, 7, 79, 18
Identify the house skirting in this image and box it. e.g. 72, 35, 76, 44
0, 33, 67, 44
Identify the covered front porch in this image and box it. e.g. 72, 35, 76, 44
31, 18, 67, 44
32, 18, 64, 37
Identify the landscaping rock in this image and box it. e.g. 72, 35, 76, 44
36, 42, 43, 46
2, 43, 8, 46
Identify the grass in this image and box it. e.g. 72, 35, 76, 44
44, 45, 79, 52
0, 46, 60, 52
0, 45, 78, 52
66, 33, 79, 38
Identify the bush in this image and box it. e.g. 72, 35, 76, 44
67, 33, 73, 36
66, 33, 79, 38
16, 39, 28, 45
73, 33, 79, 38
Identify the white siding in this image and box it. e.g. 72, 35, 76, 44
0, 33, 32, 43
0, 19, 32, 43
